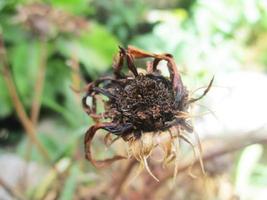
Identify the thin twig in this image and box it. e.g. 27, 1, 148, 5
112, 159, 137, 199
1, 57, 50, 160
22, 40, 49, 191
69, 53, 81, 103
25, 40, 48, 168
30, 40, 47, 126
0, 35, 50, 161
1, 34, 65, 200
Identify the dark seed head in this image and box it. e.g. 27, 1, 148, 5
104, 74, 187, 132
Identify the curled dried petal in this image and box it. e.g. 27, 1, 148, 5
84, 124, 126, 168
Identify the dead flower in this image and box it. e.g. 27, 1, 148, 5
82, 46, 213, 181
15, 3, 88, 39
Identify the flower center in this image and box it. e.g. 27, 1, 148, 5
106, 74, 177, 132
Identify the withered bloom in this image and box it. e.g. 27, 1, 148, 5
15, 3, 88, 39
82, 46, 213, 181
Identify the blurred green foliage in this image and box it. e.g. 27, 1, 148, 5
2, 0, 267, 119
1, 0, 267, 199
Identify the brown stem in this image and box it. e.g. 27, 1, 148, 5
112, 159, 137, 199
0, 35, 50, 161
25, 40, 48, 170
1, 35, 65, 200
30, 41, 47, 126
0, 177, 26, 200
2, 63, 50, 160
69, 53, 81, 103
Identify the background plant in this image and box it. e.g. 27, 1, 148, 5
0, 0, 267, 199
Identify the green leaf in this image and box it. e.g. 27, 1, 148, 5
9, 40, 40, 105
0, 76, 12, 117
51, 0, 93, 15
0, 14, 28, 43
56, 23, 119, 77
59, 165, 79, 200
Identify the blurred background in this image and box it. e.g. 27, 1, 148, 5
1, 0, 267, 199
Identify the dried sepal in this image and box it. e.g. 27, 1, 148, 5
179, 134, 199, 178
129, 132, 154, 160
172, 136, 180, 183
142, 156, 159, 182
193, 130, 206, 175
128, 132, 159, 181
155, 131, 173, 167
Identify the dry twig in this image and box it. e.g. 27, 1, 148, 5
30, 41, 47, 126
112, 159, 137, 199
0, 35, 50, 161
0, 177, 26, 200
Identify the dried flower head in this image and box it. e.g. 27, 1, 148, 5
82, 46, 213, 181
15, 3, 88, 39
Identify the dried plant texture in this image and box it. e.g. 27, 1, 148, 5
82, 46, 213, 180
15, 3, 88, 39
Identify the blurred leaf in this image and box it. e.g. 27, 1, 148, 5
251, 164, 267, 186
0, 0, 18, 12
0, 76, 12, 117
16, 132, 60, 162
244, 0, 260, 24
56, 23, 119, 77
59, 165, 79, 200
52, 0, 93, 15
42, 97, 76, 126
0, 0, 8, 11
92, 0, 146, 44
38, 133, 59, 158
62, 82, 87, 126
235, 144, 263, 195
9, 39, 40, 105
31, 158, 71, 200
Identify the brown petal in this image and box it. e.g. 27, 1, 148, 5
84, 124, 126, 168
